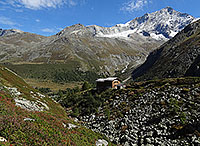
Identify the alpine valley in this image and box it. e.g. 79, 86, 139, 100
0, 7, 196, 84
0, 6, 200, 146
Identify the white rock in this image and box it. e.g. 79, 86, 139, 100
5, 87, 21, 96
37, 92, 45, 98
67, 123, 79, 129
74, 118, 78, 122
96, 139, 108, 146
14, 98, 49, 112
24, 118, 35, 121
0, 136, 7, 142
146, 138, 151, 143
62, 123, 67, 128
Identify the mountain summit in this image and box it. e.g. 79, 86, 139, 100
55, 7, 195, 41
87, 6, 195, 40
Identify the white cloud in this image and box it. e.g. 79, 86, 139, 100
41, 28, 56, 33
57, 27, 63, 31
121, 0, 151, 12
41, 27, 63, 33
0, 16, 17, 26
5, 0, 77, 10
36, 19, 40, 22
68, 0, 76, 6
0, 1, 7, 5
17, 0, 66, 9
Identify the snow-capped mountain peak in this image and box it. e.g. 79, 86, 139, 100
93, 7, 195, 40
55, 7, 195, 41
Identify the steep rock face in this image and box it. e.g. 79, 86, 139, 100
132, 19, 200, 80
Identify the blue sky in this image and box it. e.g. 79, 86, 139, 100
0, 0, 199, 36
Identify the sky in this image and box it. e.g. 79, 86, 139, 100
0, 0, 199, 36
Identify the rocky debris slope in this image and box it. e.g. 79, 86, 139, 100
80, 78, 200, 145
132, 19, 200, 81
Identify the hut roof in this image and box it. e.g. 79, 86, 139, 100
96, 77, 118, 82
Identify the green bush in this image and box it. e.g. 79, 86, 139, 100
82, 81, 91, 91
105, 108, 111, 120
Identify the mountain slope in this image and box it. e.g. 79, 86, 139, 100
132, 19, 200, 81
0, 7, 196, 83
0, 65, 113, 145
0, 26, 162, 80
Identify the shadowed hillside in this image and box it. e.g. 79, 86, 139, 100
132, 19, 200, 81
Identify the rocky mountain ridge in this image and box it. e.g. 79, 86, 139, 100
132, 19, 200, 81
58, 7, 195, 41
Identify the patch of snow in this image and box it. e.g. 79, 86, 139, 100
11, 29, 24, 33
94, 8, 195, 41
115, 22, 130, 27
150, 33, 167, 40
192, 18, 200, 23
96, 139, 108, 146
169, 30, 178, 38
121, 62, 129, 73
98, 29, 136, 39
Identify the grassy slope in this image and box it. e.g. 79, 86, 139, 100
4, 62, 100, 85
25, 78, 82, 92
0, 66, 113, 146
